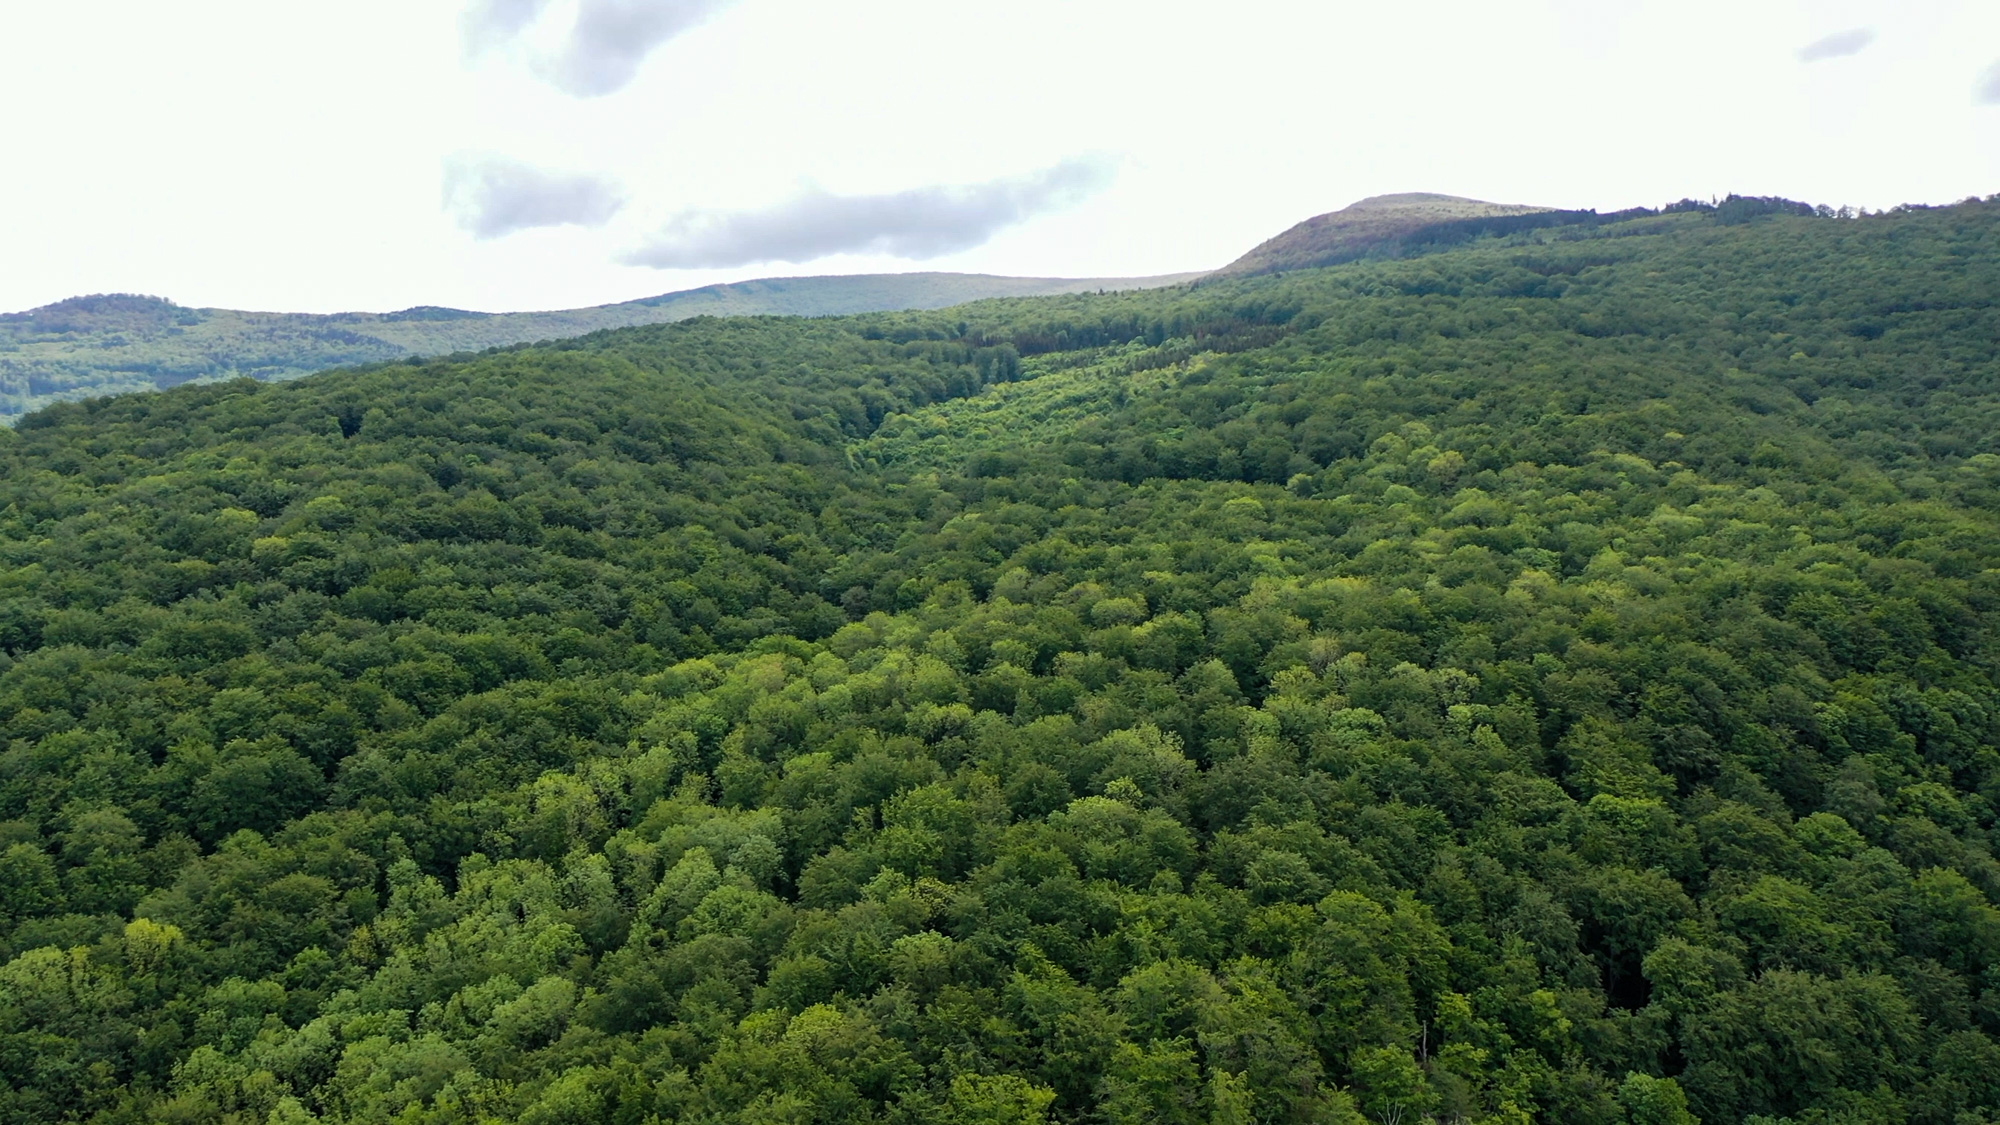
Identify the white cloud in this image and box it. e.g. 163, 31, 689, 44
462, 0, 552, 56
464, 0, 736, 97
623, 157, 1118, 269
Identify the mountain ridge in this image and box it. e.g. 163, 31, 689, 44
0, 270, 1199, 419
0, 190, 1873, 420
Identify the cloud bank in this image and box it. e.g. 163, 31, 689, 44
443, 155, 626, 239
462, 0, 735, 96
1980, 62, 2000, 106
1797, 27, 1875, 63
622, 157, 1118, 270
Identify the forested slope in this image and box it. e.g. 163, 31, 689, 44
0, 271, 1192, 420
1, 199, 1999, 1125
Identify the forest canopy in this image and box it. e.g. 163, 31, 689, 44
1, 200, 1999, 1124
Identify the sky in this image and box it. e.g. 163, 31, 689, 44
3, 0, 1999, 315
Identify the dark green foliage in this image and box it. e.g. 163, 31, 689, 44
3, 200, 2000, 1123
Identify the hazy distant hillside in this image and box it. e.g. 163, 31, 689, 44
0, 271, 1195, 419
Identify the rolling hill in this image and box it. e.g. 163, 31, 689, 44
2, 192, 1844, 425
0, 270, 1196, 420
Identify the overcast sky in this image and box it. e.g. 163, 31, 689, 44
4, 0, 1999, 314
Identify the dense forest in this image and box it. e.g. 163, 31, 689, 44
2, 198, 1999, 1125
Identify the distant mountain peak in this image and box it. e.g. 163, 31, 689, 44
1213, 193, 1554, 277
379, 306, 491, 323
1344, 191, 1522, 210
32, 293, 181, 317
5, 293, 197, 334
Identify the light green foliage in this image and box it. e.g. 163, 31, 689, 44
0, 200, 1997, 1123
1619, 1074, 1697, 1125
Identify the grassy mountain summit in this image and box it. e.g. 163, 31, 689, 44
2, 197, 2000, 1124
0, 270, 1195, 420
1213, 192, 1556, 277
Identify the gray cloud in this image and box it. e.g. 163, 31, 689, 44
543, 0, 736, 96
461, 0, 552, 56
443, 155, 626, 239
622, 157, 1118, 270
1980, 62, 2000, 106
461, 0, 735, 96
1797, 27, 1875, 62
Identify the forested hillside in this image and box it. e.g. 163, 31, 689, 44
2, 198, 1999, 1125
0, 272, 1191, 420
